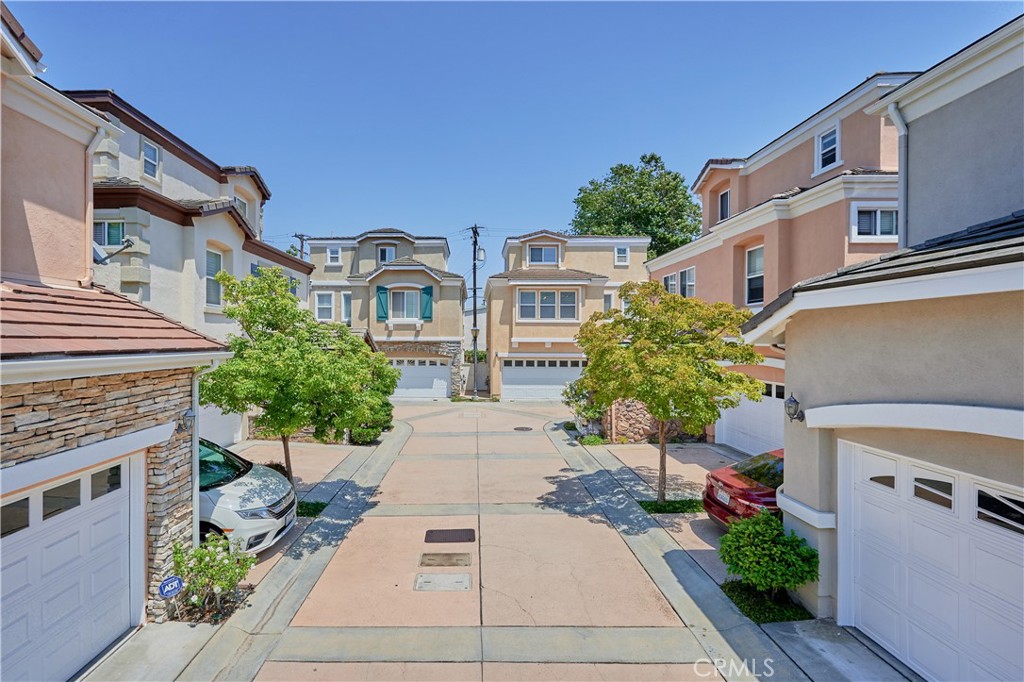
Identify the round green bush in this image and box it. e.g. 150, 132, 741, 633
718, 511, 819, 596
349, 426, 382, 445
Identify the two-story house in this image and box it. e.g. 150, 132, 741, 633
307, 229, 466, 398
63, 90, 314, 444
485, 231, 650, 399
1, 7, 229, 679
744, 17, 1023, 681
646, 72, 916, 455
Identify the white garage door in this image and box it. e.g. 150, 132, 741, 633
2, 461, 134, 681
841, 443, 1024, 682
715, 381, 785, 455
501, 358, 584, 400
392, 358, 450, 398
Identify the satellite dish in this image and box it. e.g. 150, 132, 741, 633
92, 243, 107, 264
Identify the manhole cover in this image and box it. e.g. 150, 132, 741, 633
420, 552, 472, 567
514, 426, 533, 432
414, 573, 472, 591
424, 528, 476, 543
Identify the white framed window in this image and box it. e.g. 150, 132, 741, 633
315, 292, 334, 321
341, 292, 352, 322
745, 245, 764, 305
93, 220, 125, 246
528, 245, 558, 265
850, 203, 899, 242
614, 246, 629, 265
233, 196, 248, 217
663, 273, 677, 294
680, 267, 695, 298
718, 190, 731, 222
390, 289, 419, 319
205, 249, 223, 306
814, 123, 841, 175
326, 247, 341, 265
518, 289, 577, 320
141, 138, 161, 179
603, 293, 613, 312
378, 245, 396, 263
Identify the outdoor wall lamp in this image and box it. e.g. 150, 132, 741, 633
784, 394, 805, 422
176, 407, 196, 434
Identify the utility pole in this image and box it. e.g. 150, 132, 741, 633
292, 233, 311, 259
470, 225, 481, 399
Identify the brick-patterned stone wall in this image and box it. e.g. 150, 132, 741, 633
602, 399, 691, 444
1, 368, 196, 621
375, 339, 463, 394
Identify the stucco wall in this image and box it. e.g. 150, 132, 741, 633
107, 117, 220, 201
1, 104, 90, 286
905, 69, 1024, 244
781, 290, 1024, 615
367, 271, 464, 340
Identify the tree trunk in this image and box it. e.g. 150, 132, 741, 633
281, 434, 295, 485
657, 419, 667, 504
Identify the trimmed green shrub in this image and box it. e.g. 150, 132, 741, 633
578, 434, 605, 446
718, 511, 819, 596
721, 580, 812, 624
349, 426, 381, 445
172, 533, 256, 616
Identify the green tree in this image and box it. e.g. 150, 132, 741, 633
199, 267, 398, 482
574, 281, 764, 502
571, 153, 701, 257
286, 244, 301, 257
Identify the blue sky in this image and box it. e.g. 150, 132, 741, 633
13, 1, 1021, 289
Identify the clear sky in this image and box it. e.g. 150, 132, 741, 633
12, 1, 1021, 292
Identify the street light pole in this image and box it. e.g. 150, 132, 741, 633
471, 224, 480, 399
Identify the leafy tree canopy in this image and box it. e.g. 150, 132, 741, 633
574, 280, 764, 501
199, 267, 399, 481
570, 153, 702, 258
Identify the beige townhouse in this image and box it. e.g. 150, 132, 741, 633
646, 71, 916, 455
63, 89, 313, 445
1, 7, 229, 679
743, 17, 1023, 681
307, 229, 466, 398
485, 231, 650, 399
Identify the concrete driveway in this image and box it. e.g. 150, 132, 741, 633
87, 402, 915, 682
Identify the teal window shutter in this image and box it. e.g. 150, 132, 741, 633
421, 286, 433, 321
376, 286, 388, 321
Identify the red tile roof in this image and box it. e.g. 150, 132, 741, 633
1, 282, 226, 359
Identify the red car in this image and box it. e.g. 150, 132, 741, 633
703, 449, 784, 527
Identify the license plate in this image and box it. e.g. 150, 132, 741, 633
284, 510, 296, 526
716, 489, 730, 506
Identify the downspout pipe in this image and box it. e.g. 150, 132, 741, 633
888, 102, 909, 249
83, 128, 109, 286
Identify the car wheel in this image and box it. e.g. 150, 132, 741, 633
198, 522, 222, 542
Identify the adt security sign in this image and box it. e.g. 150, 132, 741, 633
159, 575, 183, 599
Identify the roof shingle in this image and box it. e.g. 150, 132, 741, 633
488, 267, 606, 280
1, 282, 226, 359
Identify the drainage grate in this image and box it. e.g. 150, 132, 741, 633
514, 426, 533, 432
420, 552, 472, 567
424, 528, 476, 543
414, 573, 472, 591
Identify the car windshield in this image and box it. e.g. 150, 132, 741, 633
198, 439, 253, 491
731, 452, 784, 489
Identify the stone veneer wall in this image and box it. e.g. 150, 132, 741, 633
602, 399, 689, 444
1, 368, 196, 621
375, 339, 464, 395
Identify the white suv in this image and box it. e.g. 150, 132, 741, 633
198, 439, 296, 553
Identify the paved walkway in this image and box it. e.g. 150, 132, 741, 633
86, 402, 913, 682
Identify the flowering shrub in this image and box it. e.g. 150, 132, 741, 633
172, 533, 257, 615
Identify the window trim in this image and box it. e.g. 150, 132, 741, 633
141, 137, 162, 180
679, 266, 696, 298
718, 189, 731, 223
812, 121, 842, 176
603, 292, 613, 312
527, 243, 560, 266
341, 291, 352, 322
326, 247, 342, 265
663, 273, 677, 294
205, 248, 224, 307
315, 291, 334, 322
614, 246, 630, 266
233, 196, 249, 218
377, 243, 397, 264
389, 288, 421, 321
93, 220, 126, 247
745, 245, 765, 306
516, 287, 579, 322
850, 201, 899, 243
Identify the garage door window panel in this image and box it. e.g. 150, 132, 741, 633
43, 480, 81, 520
976, 489, 1024, 536
91, 465, 122, 500
2, 497, 29, 537
912, 468, 954, 511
